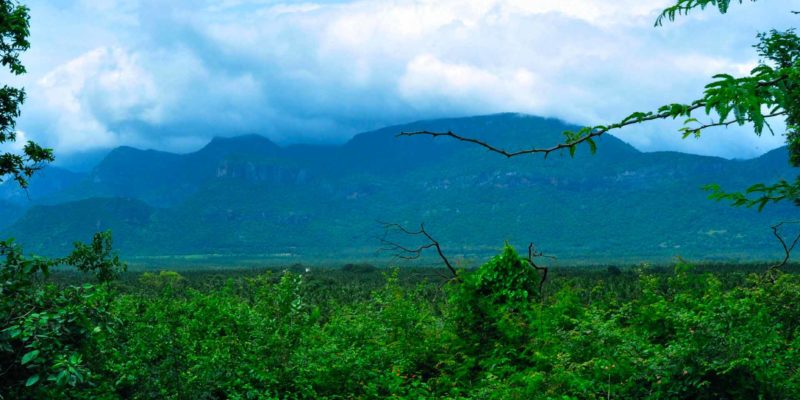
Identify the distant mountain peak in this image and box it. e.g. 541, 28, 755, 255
206, 134, 277, 147
195, 134, 280, 158
8, 113, 799, 261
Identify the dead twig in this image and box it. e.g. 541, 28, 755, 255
378, 221, 458, 280
765, 220, 800, 281
525, 242, 554, 293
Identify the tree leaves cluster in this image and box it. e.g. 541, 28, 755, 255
655, 0, 755, 26
0, 0, 52, 188
0, 232, 125, 398
607, 9, 800, 210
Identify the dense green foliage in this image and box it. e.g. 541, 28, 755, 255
0, 231, 124, 398
4, 243, 799, 399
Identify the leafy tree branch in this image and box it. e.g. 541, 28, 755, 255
0, 0, 53, 188
655, 0, 755, 26
400, 2, 800, 210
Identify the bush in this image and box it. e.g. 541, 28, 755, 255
6, 244, 800, 399
0, 233, 122, 399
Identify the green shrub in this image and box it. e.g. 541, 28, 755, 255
0, 233, 122, 399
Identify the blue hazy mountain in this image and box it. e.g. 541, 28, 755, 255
4, 113, 797, 264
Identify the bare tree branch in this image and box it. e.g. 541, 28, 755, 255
525, 242, 554, 293
378, 221, 458, 280
766, 220, 800, 280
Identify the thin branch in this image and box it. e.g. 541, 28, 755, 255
398, 74, 788, 159
525, 242, 554, 293
766, 220, 800, 279
398, 103, 707, 158
378, 221, 458, 280
683, 111, 788, 136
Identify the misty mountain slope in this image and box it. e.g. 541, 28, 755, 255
5, 113, 799, 262
0, 166, 85, 206
0, 166, 86, 228
9, 197, 154, 254
50, 135, 287, 207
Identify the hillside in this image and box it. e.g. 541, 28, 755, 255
0, 167, 85, 227
3, 113, 798, 263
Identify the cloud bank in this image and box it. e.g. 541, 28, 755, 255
11, 0, 800, 160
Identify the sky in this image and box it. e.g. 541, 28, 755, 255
5, 0, 800, 163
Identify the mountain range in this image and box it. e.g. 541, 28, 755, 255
1, 113, 797, 266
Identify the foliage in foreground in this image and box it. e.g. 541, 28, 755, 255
0, 231, 124, 398
3, 243, 800, 399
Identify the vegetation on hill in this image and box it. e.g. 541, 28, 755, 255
5, 114, 799, 262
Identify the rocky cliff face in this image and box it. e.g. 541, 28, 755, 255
215, 160, 309, 184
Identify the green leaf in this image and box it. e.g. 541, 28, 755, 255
712, 73, 735, 81
3, 326, 21, 338
587, 138, 597, 154
26, 374, 39, 387
21, 349, 40, 365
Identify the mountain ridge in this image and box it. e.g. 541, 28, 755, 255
3, 113, 797, 264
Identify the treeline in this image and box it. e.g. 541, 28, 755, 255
2, 240, 799, 399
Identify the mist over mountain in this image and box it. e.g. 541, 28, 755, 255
4, 113, 797, 264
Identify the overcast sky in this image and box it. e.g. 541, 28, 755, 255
6, 0, 799, 161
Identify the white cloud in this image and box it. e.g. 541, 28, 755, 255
54, 48, 158, 122
501, 0, 673, 25
12, 0, 799, 159
34, 47, 160, 151
398, 54, 542, 113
